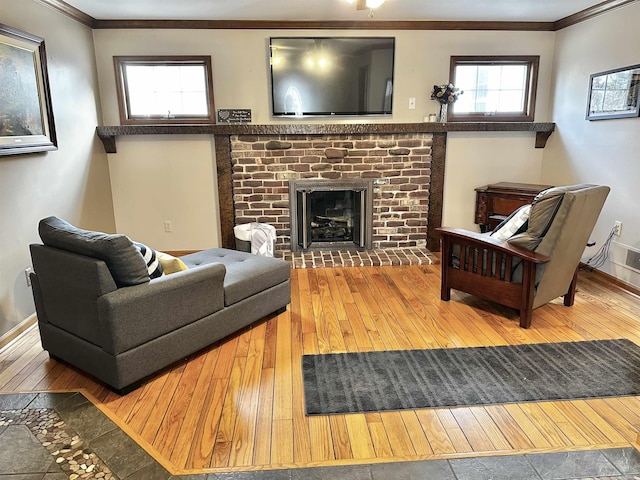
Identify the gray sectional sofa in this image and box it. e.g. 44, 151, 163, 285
29, 217, 290, 393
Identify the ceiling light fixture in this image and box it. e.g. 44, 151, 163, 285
346, 0, 386, 18
365, 0, 385, 8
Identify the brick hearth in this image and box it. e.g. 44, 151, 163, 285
231, 133, 433, 254
279, 246, 435, 269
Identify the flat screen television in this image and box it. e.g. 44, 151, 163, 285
269, 37, 395, 117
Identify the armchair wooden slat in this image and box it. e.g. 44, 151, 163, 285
438, 227, 550, 328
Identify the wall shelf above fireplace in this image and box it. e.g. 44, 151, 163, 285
96, 122, 555, 154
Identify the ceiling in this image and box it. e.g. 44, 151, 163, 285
59, 0, 611, 23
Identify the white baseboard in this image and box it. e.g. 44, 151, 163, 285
0, 313, 37, 351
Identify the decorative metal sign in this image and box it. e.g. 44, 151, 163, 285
217, 109, 252, 124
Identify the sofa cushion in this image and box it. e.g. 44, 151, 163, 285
39, 216, 149, 287
134, 242, 163, 279
181, 248, 290, 306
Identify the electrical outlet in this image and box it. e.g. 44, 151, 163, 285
164, 220, 173, 233
25, 267, 34, 287
614, 221, 622, 236
408, 97, 416, 110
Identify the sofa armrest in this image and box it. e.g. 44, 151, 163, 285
97, 263, 226, 355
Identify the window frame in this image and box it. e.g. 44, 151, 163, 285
114, 55, 216, 125
448, 55, 540, 122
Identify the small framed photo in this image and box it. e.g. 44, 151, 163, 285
0, 23, 57, 155
586, 64, 640, 121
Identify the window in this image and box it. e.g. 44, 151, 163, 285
114, 56, 215, 124
448, 56, 539, 122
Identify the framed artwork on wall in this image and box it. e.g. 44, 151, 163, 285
0, 23, 57, 156
586, 64, 640, 121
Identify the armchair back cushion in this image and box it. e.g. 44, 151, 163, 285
530, 184, 610, 307
507, 184, 609, 288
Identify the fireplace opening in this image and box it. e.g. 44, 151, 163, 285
289, 179, 373, 252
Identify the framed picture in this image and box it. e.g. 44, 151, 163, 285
586, 64, 640, 121
0, 23, 57, 155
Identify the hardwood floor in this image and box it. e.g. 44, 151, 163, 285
1, 264, 639, 475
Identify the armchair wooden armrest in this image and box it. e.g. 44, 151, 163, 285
437, 227, 550, 264
437, 227, 551, 328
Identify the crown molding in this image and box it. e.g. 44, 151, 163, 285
32, 0, 640, 31
34, 0, 95, 27
92, 19, 555, 31
553, 0, 638, 29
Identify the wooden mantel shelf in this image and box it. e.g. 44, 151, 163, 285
96, 122, 555, 153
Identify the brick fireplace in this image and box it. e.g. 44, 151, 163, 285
231, 133, 433, 253
98, 122, 554, 255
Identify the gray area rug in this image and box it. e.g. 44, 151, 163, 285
302, 339, 640, 415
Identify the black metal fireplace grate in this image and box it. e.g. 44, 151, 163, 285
289, 179, 373, 252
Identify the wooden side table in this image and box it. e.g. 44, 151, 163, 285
474, 182, 553, 232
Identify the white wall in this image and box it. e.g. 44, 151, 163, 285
94, 29, 555, 125
93, 28, 556, 243
544, 2, 640, 286
443, 132, 545, 230
108, 136, 220, 250
0, 0, 114, 336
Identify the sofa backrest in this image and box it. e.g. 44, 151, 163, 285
30, 244, 118, 348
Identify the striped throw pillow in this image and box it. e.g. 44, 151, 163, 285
490, 204, 531, 241
134, 242, 163, 279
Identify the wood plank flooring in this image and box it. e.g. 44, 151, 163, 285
1, 264, 639, 475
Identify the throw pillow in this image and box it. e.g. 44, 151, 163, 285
38, 216, 149, 287
490, 204, 531, 241
156, 251, 189, 275
134, 242, 164, 279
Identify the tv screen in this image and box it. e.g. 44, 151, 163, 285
269, 37, 395, 117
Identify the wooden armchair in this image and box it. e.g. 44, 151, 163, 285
438, 184, 610, 328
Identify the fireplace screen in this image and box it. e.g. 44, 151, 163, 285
290, 179, 373, 251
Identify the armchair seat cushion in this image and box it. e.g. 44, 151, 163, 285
181, 249, 291, 306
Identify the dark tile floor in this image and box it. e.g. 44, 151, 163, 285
1, 392, 640, 480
